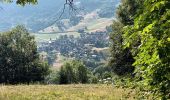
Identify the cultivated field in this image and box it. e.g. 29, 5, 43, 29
0, 84, 136, 100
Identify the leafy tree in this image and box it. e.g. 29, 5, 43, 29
93, 64, 112, 79
109, 20, 134, 76
65, 62, 76, 84
116, 0, 140, 25
77, 62, 88, 83
44, 70, 60, 84
0, 26, 49, 84
124, 0, 170, 99
109, 0, 141, 76
59, 66, 68, 84
90, 76, 98, 84
59, 60, 89, 84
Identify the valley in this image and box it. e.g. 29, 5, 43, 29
0, 0, 168, 99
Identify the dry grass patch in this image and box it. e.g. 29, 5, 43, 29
0, 84, 137, 100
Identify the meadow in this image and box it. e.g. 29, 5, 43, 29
0, 84, 137, 100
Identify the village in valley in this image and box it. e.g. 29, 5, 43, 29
38, 30, 110, 69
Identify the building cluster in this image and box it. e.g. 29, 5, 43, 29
38, 31, 109, 68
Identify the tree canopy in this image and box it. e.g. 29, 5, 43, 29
109, 0, 141, 76
0, 26, 49, 84
59, 60, 89, 84
123, 0, 170, 99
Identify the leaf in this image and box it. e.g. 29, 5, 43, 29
150, 1, 166, 12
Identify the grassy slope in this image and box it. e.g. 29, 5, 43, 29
0, 84, 136, 100
34, 11, 113, 42
67, 11, 113, 33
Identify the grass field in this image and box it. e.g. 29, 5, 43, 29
67, 17, 113, 33
0, 84, 137, 100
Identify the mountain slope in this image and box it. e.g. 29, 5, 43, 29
0, 0, 120, 32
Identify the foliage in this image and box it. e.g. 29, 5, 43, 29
59, 60, 89, 84
1, 0, 37, 6
90, 76, 98, 84
123, 0, 170, 99
109, 20, 135, 76
59, 62, 76, 84
77, 62, 88, 83
109, 0, 141, 76
0, 26, 49, 84
44, 70, 60, 84
116, 0, 141, 25
93, 64, 112, 79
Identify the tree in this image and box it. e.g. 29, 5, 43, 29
59, 66, 68, 84
109, 20, 134, 76
59, 60, 88, 84
59, 61, 76, 84
124, 0, 170, 99
0, 26, 49, 84
116, 0, 140, 25
109, 0, 141, 76
77, 62, 88, 83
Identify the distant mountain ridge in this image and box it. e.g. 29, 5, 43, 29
0, 0, 120, 32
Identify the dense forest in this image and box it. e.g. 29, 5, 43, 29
0, 0, 170, 99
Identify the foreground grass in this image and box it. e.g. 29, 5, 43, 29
0, 84, 136, 100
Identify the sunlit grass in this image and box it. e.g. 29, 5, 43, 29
0, 84, 137, 100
